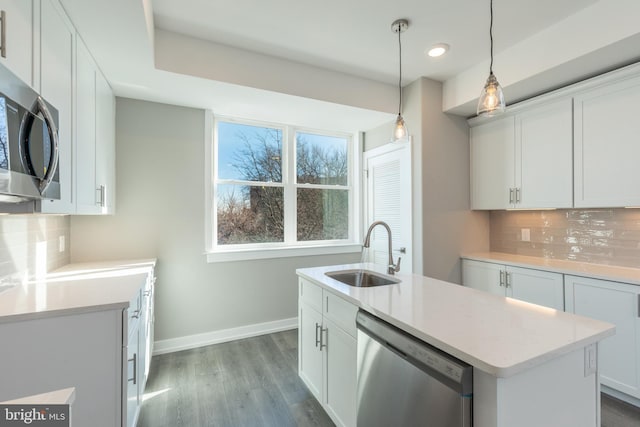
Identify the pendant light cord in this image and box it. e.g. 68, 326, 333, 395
398, 26, 402, 116
489, 0, 494, 74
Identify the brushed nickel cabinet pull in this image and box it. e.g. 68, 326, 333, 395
499, 270, 505, 287
320, 327, 328, 350
128, 353, 137, 384
315, 322, 321, 347
506, 272, 512, 288
1, 11, 6, 59
515, 188, 521, 203
509, 188, 514, 204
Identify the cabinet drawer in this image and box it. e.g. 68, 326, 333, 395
300, 278, 323, 312
127, 290, 141, 340
324, 292, 358, 337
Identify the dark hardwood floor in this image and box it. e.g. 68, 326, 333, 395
139, 329, 640, 427
138, 329, 334, 427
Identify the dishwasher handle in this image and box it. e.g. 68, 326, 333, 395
356, 310, 473, 396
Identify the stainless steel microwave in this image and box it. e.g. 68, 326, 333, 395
0, 62, 60, 204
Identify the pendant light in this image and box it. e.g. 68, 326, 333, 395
392, 19, 409, 141
477, 0, 506, 116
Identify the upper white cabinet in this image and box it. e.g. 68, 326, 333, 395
565, 275, 640, 400
470, 116, 515, 209
95, 70, 116, 213
75, 36, 115, 215
574, 75, 640, 208
0, 0, 34, 87
517, 98, 573, 208
462, 259, 565, 311
38, 0, 74, 213
470, 98, 573, 210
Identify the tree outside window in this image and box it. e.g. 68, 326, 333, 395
215, 120, 351, 247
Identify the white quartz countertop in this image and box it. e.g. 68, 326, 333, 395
462, 252, 640, 285
297, 263, 615, 378
0, 259, 156, 323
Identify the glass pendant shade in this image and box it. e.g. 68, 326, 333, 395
393, 114, 408, 141
477, 72, 505, 116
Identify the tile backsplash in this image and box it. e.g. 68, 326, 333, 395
491, 209, 640, 268
0, 215, 70, 283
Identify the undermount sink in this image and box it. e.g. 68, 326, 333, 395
325, 269, 400, 287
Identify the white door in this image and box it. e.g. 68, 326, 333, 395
507, 266, 564, 310
364, 143, 412, 273
461, 259, 504, 297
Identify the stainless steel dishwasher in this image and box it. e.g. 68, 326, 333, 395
356, 310, 473, 427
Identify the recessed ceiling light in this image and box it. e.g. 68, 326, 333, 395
427, 43, 449, 58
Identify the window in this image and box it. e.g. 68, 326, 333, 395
208, 117, 360, 261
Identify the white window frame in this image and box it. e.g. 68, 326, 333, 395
205, 113, 362, 262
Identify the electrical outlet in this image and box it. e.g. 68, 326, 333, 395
584, 344, 597, 376
521, 228, 530, 242
58, 235, 65, 253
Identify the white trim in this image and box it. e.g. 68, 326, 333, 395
206, 243, 361, 263
153, 317, 298, 355
204, 109, 214, 252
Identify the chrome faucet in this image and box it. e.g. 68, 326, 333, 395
363, 220, 401, 275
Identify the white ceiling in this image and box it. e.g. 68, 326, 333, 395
152, 0, 597, 84
59, 0, 640, 131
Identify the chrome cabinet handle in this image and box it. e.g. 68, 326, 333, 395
128, 353, 137, 384
131, 309, 140, 319
509, 188, 514, 204
515, 188, 521, 203
320, 327, 328, 350
96, 185, 106, 207
1, 11, 6, 58
499, 270, 505, 287
506, 272, 512, 288
315, 322, 321, 347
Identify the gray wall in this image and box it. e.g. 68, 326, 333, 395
70, 98, 360, 342
364, 78, 489, 283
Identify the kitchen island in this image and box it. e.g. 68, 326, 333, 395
297, 263, 615, 427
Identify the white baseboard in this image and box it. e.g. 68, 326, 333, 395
152, 317, 298, 355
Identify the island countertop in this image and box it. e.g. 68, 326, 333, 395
296, 262, 615, 378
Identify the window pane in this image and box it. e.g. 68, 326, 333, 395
217, 184, 284, 244
218, 121, 282, 182
296, 132, 348, 185
297, 188, 348, 241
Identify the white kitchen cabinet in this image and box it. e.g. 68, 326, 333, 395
75, 35, 115, 214
470, 98, 573, 210
565, 275, 640, 400
298, 278, 357, 427
462, 259, 565, 311
574, 75, 640, 207
470, 116, 515, 209
38, 0, 74, 213
0, 0, 34, 87
95, 69, 116, 213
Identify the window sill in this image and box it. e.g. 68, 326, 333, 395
206, 243, 362, 263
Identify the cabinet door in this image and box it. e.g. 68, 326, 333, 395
324, 318, 356, 427
470, 116, 516, 209
507, 266, 564, 310
461, 259, 504, 297
0, 0, 33, 87
126, 328, 140, 427
565, 275, 640, 399
39, 0, 74, 213
75, 36, 98, 214
299, 301, 323, 401
574, 75, 640, 207
516, 98, 573, 209
95, 70, 115, 213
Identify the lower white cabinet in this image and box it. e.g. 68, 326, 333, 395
0, 271, 155, 427
298, 278, 357, 427
462, 259, 564, 310
565, 275, 640, 400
